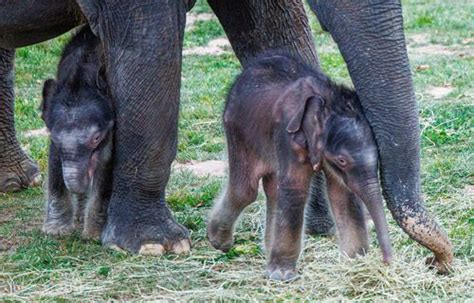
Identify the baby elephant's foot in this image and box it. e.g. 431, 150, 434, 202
266, 265, 298, 281
207, 220, 234, 252
82, 225, 103, 241
82, 215, 106, 240
42, 220, 74, 236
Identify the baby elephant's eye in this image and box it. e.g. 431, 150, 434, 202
91, 133, 102, 146
336, 155, 348, 167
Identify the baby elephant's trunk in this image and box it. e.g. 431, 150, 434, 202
356, 182, 393, 263
62, 161, 90, 195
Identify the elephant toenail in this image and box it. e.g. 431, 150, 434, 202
138, 244, 165, 256
172, 239, 191, 254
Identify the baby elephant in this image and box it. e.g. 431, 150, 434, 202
41, 26, 113, 240
208, 54, 392, 281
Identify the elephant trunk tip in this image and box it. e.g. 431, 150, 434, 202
426, 253, 453, 275
378, 232, 393, 265
382, 246, 393, 265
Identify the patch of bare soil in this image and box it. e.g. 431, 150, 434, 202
0, 237, 14, 251
410, 44, 458, 56
173, 160, 226, 177
185, 13, 215, 31
183, 38, 231, 56
426, 84, 454, 99
408, 33, 431, 45
0, 212, 45, 253
406, 33, 474, 58
23, 127, 48, 138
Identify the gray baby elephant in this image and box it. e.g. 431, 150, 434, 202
207, 53, 392, 281
40, 26, 113, 240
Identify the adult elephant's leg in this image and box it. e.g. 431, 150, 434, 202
208, 0, 319, 67
76, 0, 190, 254
0, 1, 83, 193
308, 1, 452, 272
305, 173, 335, 235
208, 0, 335, 236
0, 48, 41, 192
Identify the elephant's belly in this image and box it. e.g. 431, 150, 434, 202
0, 0, 84, 48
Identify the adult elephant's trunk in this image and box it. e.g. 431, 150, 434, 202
308, 1, 452, 272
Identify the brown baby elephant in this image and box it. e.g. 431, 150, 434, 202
207, 53, 392, 281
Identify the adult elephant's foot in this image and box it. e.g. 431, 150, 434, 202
0, 47, 40, 193
101, 201, 191, 255
0, 150, 41, 192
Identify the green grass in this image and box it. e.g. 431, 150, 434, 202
184, 20, 225, 48
1, 0, 473, 300
179, 54, 239, 161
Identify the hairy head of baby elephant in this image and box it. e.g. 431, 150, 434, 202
40, 26, 113, 239
41, 28, 113, 195
208, 53, 392, 281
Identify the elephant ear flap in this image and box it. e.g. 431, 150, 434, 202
306, 95, 326, 170
286, 102, 306, 134
283, 77, 320, 133
40, 79, 57, 123
307, 95, 326, 134
76, 0, 102, 37
97, 64, 108, 95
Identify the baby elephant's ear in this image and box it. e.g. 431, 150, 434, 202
97, 64, 108, 94
284, 77, 321, 133
306, 95, 326, 133
306, 96, 326, 170
40, 79, 57, 122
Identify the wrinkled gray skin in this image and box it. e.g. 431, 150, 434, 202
208, 54, 393, 280
40, 26, 113, 239
0, 0, 452, 270
0, 1, 84, 192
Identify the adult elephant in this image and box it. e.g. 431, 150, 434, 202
0, 0, 452, 271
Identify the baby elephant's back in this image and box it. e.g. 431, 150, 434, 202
225, 54, 313, 119
56, 25, 103, 84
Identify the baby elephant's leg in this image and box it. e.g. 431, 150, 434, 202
74, 194, 87, 230
267, 167, 311, 281
82, 196, 107, 240
82, 178, 109, 240
326, 175, 368, 257
43, 190, 74, 236
262, 174, 278, 254
42, 145, 74, 235
207, 158, 260, 252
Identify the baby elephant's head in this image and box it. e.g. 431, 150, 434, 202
322, 92, 379, 194
285, 78, 377, 179
285, 77, 391, 262
40, 75, 114, 194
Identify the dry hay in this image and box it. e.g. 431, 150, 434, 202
1, 189, 472, 301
